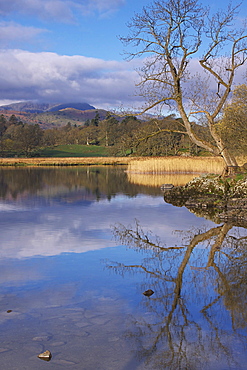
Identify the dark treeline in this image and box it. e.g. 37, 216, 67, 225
0, 112, 205, 157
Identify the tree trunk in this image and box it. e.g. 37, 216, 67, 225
210, 126, 240, 176
178, 103, 240, 176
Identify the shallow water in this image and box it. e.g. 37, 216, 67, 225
0, 167, 247, 369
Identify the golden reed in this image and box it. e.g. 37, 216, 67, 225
0, 155, 246, 173
127, 156, 247, 175
0, 157, 133, 166
127, 173, 197, 187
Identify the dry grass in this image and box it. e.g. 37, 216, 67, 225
127, 156, 247, 174
1, 155, 246, 173
0, 157, 134, 167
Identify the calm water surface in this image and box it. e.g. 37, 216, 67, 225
0, 167, 247, 370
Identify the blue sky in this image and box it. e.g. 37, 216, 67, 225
0, 0, 246, 110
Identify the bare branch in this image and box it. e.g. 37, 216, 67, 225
120, 0, 247, 170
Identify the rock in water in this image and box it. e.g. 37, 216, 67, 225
143, 289, 154, 297
37, 350, 52, 361
161, 184, 174, 191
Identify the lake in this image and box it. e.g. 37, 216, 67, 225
0, 166, 247, 370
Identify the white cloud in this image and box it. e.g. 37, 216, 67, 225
0, 0, 125, 22
0, 21, 48, 47
0, 49, 245, 111
0, 0, 74, 22
0, 211, 212, 260
0, 49, 141, 108
77, 0, 126, 17
0, 195, 206, 259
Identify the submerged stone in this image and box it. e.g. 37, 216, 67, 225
33, 334, 52, 342
161, 183, 174, 191
143, 289, 154, 297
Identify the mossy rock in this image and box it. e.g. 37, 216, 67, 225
229, 178, 247, 197
163, 174, 247, 223
184, 174, 230, 197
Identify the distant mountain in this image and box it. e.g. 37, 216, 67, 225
0, 105, 116, 129
34, 108, 111, 128
0, 101, 95, 113
0, 102, 51, 113
48, 103, 95, 112
0, 100, 144, 129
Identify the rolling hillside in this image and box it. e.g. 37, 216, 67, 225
0, 101, 95, 113
0, 101, 111, 128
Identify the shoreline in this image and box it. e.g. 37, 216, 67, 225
0, 157, 134, 167
163, 174, 247, 224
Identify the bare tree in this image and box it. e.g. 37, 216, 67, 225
120, 0, 247, 175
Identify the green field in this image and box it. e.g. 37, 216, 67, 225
39, 144, 110, 157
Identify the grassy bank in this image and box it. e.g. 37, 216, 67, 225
39, 144, 109, 157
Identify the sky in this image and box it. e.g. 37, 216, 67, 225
0, 0, 246, 110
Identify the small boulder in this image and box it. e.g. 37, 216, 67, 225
161, 184, 174, 191
37, 350, 52, 361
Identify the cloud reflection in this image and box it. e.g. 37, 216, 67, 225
0, 195, 215, 260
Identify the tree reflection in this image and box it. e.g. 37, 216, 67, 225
107, 220, 247, 369
0, 167, 162, 201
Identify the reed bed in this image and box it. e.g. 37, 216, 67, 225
127, 173, 197, 187
0, 157, 134, 167
1, 155, 246, 172
128, 156, 226, 174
